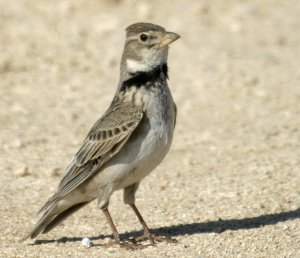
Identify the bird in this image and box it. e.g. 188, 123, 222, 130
23, 22, 180, 249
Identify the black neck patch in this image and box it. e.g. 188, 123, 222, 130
121, 63, 168, 91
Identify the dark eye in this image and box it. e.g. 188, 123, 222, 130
140, 34, 148, 42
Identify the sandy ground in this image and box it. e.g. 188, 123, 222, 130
1, 0, 300, 257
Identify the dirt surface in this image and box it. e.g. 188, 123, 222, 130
1, 1, 300, 257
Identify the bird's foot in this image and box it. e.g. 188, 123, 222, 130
129, 234, 178, 245
105, 239, 145, 250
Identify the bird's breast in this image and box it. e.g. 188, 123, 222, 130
134, 84, 175, 167
100, 83, 176, 190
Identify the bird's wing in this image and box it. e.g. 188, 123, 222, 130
55, 100, 143, 198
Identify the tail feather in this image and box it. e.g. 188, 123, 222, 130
22, 200, 58, 240
23, 196, 89, 241
42, 202, 88, 234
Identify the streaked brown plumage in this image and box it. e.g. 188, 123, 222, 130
24, 22, 180, 249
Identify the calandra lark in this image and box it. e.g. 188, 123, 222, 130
24, 22, 180, 248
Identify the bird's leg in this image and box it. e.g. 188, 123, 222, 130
102, 208, 121, 243
102, 208, 143, 250
124, 184, 177, 244
129, 203, 177, 244
129, 203, 154, 244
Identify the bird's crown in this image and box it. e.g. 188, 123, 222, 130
125, 22, 166, 37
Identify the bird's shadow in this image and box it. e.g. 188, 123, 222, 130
32, 208, 300, 245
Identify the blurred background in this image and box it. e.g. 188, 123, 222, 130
1, 1, 300, 257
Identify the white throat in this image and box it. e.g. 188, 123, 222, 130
125, 47, 168, 73
126, 59, 149, 73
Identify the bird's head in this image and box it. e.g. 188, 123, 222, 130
120, 23, 180, 77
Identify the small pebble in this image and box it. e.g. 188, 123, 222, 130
14, 166, 29, 177
44, 168, 60, 177
11, 138, 23, 148
81, 237, 93, 247
160, 181, 168, 190
214, 226, 224, 233
107, 247, 115, 253
0, 58, 10, 73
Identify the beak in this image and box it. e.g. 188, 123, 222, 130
159, 32, 180, 48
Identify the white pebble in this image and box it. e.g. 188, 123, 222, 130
44, 168, 60, 177
14, 166, 29, 177
81, 237, 93, 247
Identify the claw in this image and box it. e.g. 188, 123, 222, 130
119, 241, 145, 250
132, 234, 178, 244
105, 239, 145, 250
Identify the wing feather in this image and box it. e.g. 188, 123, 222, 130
54, 101, 143, 198
75, 104, 142, 166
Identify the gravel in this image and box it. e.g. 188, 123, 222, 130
1, 0, 300, 257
